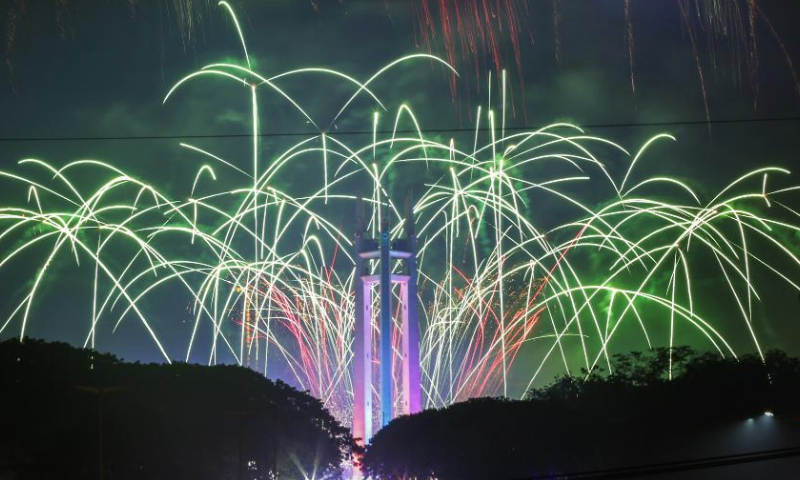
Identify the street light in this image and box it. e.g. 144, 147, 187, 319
75, 385, 123, 480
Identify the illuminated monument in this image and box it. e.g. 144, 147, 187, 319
352, 201, 422, 444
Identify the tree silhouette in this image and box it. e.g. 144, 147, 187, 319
364, 347, 800, 480
0, 339, 356, 480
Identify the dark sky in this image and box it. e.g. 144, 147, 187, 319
1, 0, 799, 390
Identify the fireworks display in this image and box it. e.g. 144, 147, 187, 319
1, 3, 799, 425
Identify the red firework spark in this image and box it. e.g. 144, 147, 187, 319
410, 0, 800, 123
411, 0, 528, 110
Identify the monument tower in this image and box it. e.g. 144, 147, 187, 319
352, 200, 422, 445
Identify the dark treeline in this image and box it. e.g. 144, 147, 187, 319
363, 347, 800, 480
0, 339, 357, 480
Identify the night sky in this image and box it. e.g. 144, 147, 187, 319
1, 0, 799, 391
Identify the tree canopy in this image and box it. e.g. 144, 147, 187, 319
363, 348, 800, 480
0, 338, 357, 480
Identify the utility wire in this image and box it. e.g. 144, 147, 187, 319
0, 116, 798, 143
522, 445, 800, 480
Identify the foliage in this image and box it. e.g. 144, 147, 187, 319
363, 347, 800, 480
0, 338, 356, 480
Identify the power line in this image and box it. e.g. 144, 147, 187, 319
523, 445, 800, 480
0, 116, 798, 143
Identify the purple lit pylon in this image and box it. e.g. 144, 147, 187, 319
353, 200, 422, 446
